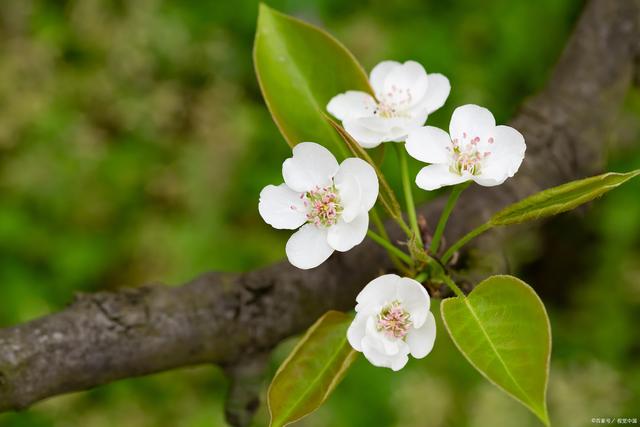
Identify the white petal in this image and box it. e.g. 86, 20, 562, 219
355, 274, 401, 314
369, 60, 400, 95
475, 125, 526, 187
410, 73, 450, 115
382, 61, 429, 108
326, 213, 369, 252
334, 172, 362, 223
258, 184, 306, 230
335, 158, 379, 214
343, 118, 386, 148
449, 104, 496, 142
361, 334, 410, 371
366, 317, 409, 356
405, 126, 452, 164
285, 223, 334, 269
282, 142, 339, 192
386, 115, 425, 141
415, 164, 468, 191
397, 277, 431, 328
327, 91, 377, 121
406, 312, 436, 359
347, 313, 367, 352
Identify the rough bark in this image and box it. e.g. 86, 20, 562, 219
0, 0, 638, 420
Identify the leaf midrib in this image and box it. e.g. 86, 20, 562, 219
462, 298, 539, 412
272, 334, 351, 427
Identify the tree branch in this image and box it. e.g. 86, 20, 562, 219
0, 0, 638, 419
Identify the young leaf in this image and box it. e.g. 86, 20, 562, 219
441, 275, 551, 426
268, 310, 357, 427
442, 170, 640, 263
254, 4, 372, 158
491, 170, 640, 226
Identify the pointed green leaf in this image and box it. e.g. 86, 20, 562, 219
254, 4, 372, 158
268, 310, 357, 427
441, 275, 551, 426
442, 170, 640, 263
491, 170, 640, 226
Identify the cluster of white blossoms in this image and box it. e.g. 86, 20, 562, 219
259, 59, 526, 370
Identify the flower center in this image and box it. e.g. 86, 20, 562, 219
377, 301, 412, 339
449, 134, 493, 176
303, 184, 343, 227
374, 85, 413, 118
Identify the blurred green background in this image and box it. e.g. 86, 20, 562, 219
0, 0, 639, 426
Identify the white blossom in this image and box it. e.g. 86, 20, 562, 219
405, 104, 526, 190
347, 274, 436, 371
259, 142, 379, 269
327, 60, 450, 148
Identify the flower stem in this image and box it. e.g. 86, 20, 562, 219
440, 274, 465, 298
370, 208, 409, 273
430, 182, 470, 254
395, 144, 423, 247
441, 222, 492, 264
367, 229, 413, 266
413, 270, 429, 283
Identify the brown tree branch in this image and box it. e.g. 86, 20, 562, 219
0, 0, 638, 421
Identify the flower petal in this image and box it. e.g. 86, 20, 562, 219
326, 213, 369, 252
334, 172, 361, 223
382, 61, 429, 108
449, 104, 496, 142
475, 125, 526, 187
405, 126, 452, 164
282, 142, 339, 192
347, 313, 367, 352
343, 118, 386, 148
397, 277, 431, 328
355, 274, 401, 314
327, 91, 377, 121
258, 184, 306, 230
361, 333, 410, 371
335, 158, 379, 214
406, 312, 436, 359
285, 223, 334, 269
415, 164, 468, 191
412, 73, 451, 114
369, 60, 400, 95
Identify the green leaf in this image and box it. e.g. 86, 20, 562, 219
268, 310, 358, 427
441, 275, 551, 426
254, 4, 372, 158
442, 170, 640, 263
491, 170, 640, 226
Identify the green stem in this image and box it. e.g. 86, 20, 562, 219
367, 230, 413, 266
414, 270, 429, 283
441, 222, 492, 264
441, 274, 465, 298
395, 144, 423, 247
395, 215, 414, 238
370, 208, 408, 273
430, 182, 470, 254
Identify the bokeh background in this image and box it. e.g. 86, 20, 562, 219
0, 0, 639, 426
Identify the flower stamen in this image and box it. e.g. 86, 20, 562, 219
449, 136, 492, 176
377, 301, 412, 339
303, 184, 343, 227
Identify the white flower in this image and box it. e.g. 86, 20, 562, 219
347, 274, 436, 371
405, 104, 526, 191
327, 60, 450, 149
258, 142, 379, 270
